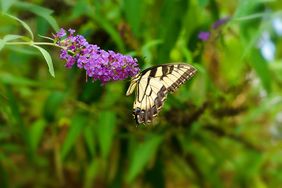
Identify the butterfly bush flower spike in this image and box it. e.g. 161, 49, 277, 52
54, 28, 140, 84
198, 17, 230, 41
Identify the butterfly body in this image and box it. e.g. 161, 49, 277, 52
126, 63, 197, 124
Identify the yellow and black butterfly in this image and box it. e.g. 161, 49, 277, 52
126, 63, 197, 124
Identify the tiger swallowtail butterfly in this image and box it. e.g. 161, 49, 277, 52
126, 63, 197, 124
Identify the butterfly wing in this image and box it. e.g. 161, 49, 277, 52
127, 63, 197, 124
154, 63, 197, 93
132, 76, 168, 124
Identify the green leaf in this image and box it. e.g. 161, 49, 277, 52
0, 39, 4, 51
43, 91, 65, 121
88, 11, 125, 52
14, 1, 59, 31
142, 39, 163, 52
83, 159, 100, 188
5, 45, 38, 55
36, 16, 49, 36
78, 81, 103, 103
29, 119, 46, 154
96, 111, 116, 158
234, 0, 271, 19
198, 0, 209, 7
38, 34, 53, 41
61, 113, 88, 161
0, 159, 8, 188
235, 151, 264, 179
127, 135, 163, 183
157, 0, 188, 63
124, 0, 144, 36
5, 85, 33, 160
234, 0, 258, 18
0, 35, 23, 51
141, 39, 163, 64
3, 34, 23, 41
0, 0, 17, 12
103, 83, 123, 108
4, 13, 34, 40
0, 131, 10, 140
70, 0, 89, 19
0, 73, 39, 86
32, 45, 55, 77
83, 125, 95, 157
249, 51, 271, 92
233, 12, 268, 22
239, 18, 268, 59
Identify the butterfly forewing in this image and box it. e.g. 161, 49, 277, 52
127, 63, 197, 124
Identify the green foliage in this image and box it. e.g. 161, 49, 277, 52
123, 0, 144, 36
0, 13, 56, 77
61, 112, 88, 161
0, 34, 23, 51
32, 45, 55, 77
29, 119, 47, 154
0, 0, 282, 187
127, 135, 163, 182
43, 91, 65, 121
5, 13, 34, 40
96, 111, 116, 158
14, 1, 59, 31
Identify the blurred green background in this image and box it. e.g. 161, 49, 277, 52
1, 0, 282, 187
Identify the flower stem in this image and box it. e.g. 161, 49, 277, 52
6, 41, 59, 47
5, 41, 68, 51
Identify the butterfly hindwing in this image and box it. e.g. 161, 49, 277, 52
126, 63, 197, 124
133, 77, 167, 124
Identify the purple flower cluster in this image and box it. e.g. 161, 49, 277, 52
198, 17, 230, 41
53, 28, 140, 84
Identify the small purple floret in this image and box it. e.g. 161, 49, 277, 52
54, 28, 140, 84
68, 28, 75, 35
198, 31, 210, 41
56, 28, 66, 38
198, 16, 230, 42
212, 17, 230, 29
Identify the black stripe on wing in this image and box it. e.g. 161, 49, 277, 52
165, 65, 197, 92
133, 86, 168, 124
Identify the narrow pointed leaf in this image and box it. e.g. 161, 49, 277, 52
1, 0, 17, 12
0, 35, 23, 51
61, 113, 88, 161
14, 1, 59, 31
96, 111, 116, 158
5, 13, 34, 40
127, 135, 163, 182
32, 45, 55, 77
29, 119, 46, 154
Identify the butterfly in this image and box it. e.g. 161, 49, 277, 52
126, 63, 197, 124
